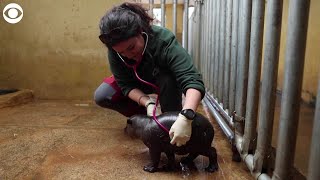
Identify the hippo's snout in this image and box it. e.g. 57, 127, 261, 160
124, 117, 140, 138
124, 119, 133, 135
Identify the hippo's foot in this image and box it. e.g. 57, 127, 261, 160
160, 163, 176, 172
143, 164, 158, 173
205, 163, 218, 172
180, 162, 191, 177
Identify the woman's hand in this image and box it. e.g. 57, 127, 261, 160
169, 113, 192, 146
145, 97, 162, 117
168, 88, 201, 146
129, 89, 162, 116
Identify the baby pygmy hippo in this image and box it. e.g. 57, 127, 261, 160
125, 112, 218, 173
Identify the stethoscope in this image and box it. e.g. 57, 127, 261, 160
116, 32, 169, 133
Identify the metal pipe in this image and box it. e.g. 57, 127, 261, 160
202, 0, 208, 85
253, 0, 283, 173
173, 0, 177, 35
214, 0, 221, 98
161, 0, 166, 27
207, 94, 234, 127
197, 0, 203, 70
223, 0, 232, 110
188, 11, 195, 56
199, 3, 204, 75
244, 154, 254, 173
234, 135, 272, 180
242, 0, 265, 155
209, 0, 215, 93
235, 0, 252, 117
201, 1, 206, 76
206, 95, 272, 180
193, 1, 200, 70
205, 0, 210, 89
229, 0, 239, 116
258, 173, 272, 180
207, 0, 214, 93
206, 1, 212, 93
182, 0, 189, 50
149, 0, 154, 21
206, 0, 210, 89
203, 95, 234, 142
308, 77, 320, 180
218, 0, 226, 103
272, 0, 310, 179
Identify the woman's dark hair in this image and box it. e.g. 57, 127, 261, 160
99, 2, 154, 49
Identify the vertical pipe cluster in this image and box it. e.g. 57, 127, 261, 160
181, 0, 316, 179
242, 0, 265, 155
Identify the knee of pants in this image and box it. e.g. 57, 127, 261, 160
94, 82, 119, 108
94, 90, 113, 108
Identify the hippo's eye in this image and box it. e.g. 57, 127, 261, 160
127, 119, 132, 124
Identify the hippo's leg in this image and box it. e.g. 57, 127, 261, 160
143, 149, 161, 173
179, 153, 198, 174
205, 147, 218, 172
180, 153, 199, 165
161, 152, 175, 171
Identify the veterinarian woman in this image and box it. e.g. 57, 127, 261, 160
95, 2, 205, 147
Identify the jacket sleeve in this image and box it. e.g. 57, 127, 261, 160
160, 33, 205, 99
108, 51, 138, 96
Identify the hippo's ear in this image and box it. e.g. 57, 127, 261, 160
127, 119, 132, 124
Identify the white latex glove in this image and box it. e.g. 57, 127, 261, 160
145, 97, 161, 117
169, 113, 192, 147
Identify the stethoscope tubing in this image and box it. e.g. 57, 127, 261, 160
116, 32, 170, 133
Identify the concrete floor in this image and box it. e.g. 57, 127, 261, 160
0, 91, 253, 180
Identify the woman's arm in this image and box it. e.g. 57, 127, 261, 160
182, 88, 202, 111
128, 88, 148, 106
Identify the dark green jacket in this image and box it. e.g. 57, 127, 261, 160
107, 25, 205, 98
